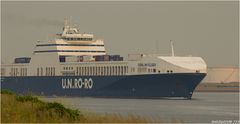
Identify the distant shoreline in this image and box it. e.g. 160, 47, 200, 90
195, 82, 239, 93
195, 90, 239, 92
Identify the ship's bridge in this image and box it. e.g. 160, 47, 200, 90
60, 26, 94, 42
34, 19, 106, 56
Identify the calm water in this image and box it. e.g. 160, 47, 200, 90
41, 92, 239, 123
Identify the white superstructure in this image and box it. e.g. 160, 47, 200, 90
35, 19, 106, 56
1, 19, 207, 78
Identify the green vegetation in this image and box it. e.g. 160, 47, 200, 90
1, 90, 150, 123
1, 89, 14, 95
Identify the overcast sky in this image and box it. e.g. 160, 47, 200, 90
1, 1, 239, 67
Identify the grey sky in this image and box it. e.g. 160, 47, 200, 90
1, 1, 239, 67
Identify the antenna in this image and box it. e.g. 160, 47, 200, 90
170, 40, 175, 56
64, 18, 67, 27
64, 17, 72, 29
64, 17, 68, 30
69, 16, 72, 27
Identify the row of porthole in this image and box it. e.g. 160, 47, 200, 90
146, 69, 175, 73
147, 69, 174, 73
167, 70, 173, 73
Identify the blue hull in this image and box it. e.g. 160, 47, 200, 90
1, 73, 206, 99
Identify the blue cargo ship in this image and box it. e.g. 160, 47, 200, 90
1, 18, 207, 99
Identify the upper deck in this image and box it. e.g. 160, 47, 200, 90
34, 18, 106, 56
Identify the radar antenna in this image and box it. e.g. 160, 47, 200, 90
64, 17, 72, 30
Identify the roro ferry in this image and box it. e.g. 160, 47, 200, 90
0, 19, 207, 99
